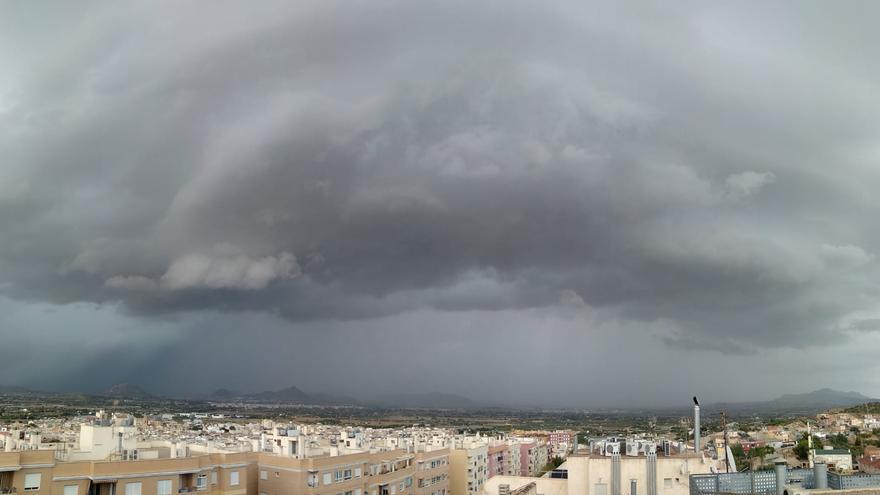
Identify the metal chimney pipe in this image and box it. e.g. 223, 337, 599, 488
693, 397, 700, 454
774, 460, 787, 495
814, 461, 828, 489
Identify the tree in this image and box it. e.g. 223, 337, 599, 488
751, 446, 775, 469
831, 433, 849, 449
731, 444, 748, 471
852, 435, 864, 458
794, 433, 823, 461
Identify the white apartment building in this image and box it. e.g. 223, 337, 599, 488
450, 440, 489, 495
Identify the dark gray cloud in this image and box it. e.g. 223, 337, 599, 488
3, 0, 880, 403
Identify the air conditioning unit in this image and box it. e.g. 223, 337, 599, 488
626, 441, 639, 457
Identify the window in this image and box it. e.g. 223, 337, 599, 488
64, 486, 78, 495
230, 472, 240, 486
125, 482, 142, 495
354, 468, 362, 478
261, 471, 268, 480
275, 472, 280, 479
308, 472, 319, 488
158, 480, 172, 495
211, 472, 217, 485
594, 485, 607, 495
664, 480, 673, 490
405, 478, 412, 488
24, 474, 41, 491
355, 490, 362, 495
344, 469, 352, 481
197, 476, 207, 490
335, 471, 344, 482
324, 473, 332, 485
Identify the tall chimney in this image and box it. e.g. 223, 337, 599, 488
814, 461, 827, 490
774, 460, 787, 495
693, 397, 700, 454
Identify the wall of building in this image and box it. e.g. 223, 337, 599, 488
566, 454, 708, 495
414, 449, 448, 495
0, 449, 414, 495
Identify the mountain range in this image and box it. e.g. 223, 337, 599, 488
205, 386, 473, 409
0, 383, 875, 413
701, 388, 875, 415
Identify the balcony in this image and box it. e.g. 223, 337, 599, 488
1, 489, 17, 495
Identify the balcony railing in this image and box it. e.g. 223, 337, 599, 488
1, 489, 18, 495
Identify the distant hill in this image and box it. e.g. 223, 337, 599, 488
767, 388, 871, 409
209, 388, 238, 399
368, 393, 476, 409
705, 388, 875, 415
101, 383, 152, 398
207, 385, 339, 405
251, 385, 311, 403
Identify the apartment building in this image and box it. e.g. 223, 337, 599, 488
483, 448, 716, 495
256, 448, 416, 495
413, 449, 449, 495
504, 445, 519, 479
546, 432, 574, 460
0, 447, 450, 495
449, 443, 487, 495
487, 446, 507, 479
517, 442, 546, 477
0, 450, 255, 495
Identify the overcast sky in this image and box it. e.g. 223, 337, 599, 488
3, 1, 880, 407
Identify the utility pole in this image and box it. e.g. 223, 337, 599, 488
721, 411, 730, 473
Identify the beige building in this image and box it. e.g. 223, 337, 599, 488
449, 444, 487, 495
0, 450, 254, 495
481, 451, 716, 495
414, 449, 449, 495
565, 453, 707, 495
256, 448, 415, 495
0, 447, 449, 495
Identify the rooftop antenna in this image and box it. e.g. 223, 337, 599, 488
693, 396, 701, 455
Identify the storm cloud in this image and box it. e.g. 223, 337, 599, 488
3, 1, 880, 404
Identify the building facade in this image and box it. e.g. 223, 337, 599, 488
0, 448, 450, 495
449, 444, 487, 495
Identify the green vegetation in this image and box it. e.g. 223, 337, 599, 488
794, 433, 824, 461
731, 444, 748, 471
731, 444, 775, 471
829, 433, 850, 449
844, 402, 880, 414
